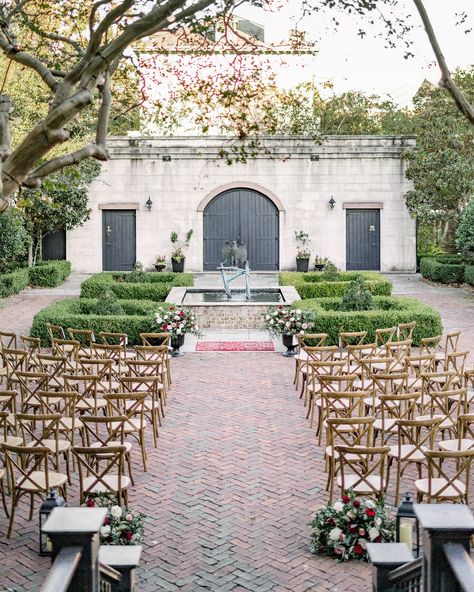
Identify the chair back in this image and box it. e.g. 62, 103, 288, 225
134, 345, 169, 362
336, 445, 391, 498
80, 415, 128, 447
375, 327, 397, 347
304, 345, 338, 362
420, 335, 442, 355
424, 449, 474, 503
376, 392, 420, 443
321, 390, 368, 422
397, 321, 416, 341
123, 358, 162, 378
319, 373, 358, 393
2, 348, 29, 382
16, 412, 61, 448
395, 417, 442, 461
36, 353, 67, 389
38, 391, 79, 437
20, 336, 41, 357
0, 390, 17, 414
296, 333, 328, 349
16, 371, 50, 411
0, 331, 17, 351
63, 374, 101, 414
3, 443, 51, 492
73, 445, 127, 503
384, 340, 412, 363
427, 388, 467, 425
104, 392, 147, 432
372, 372, 409, 397
99, 332, 128, 351
67, 328, 96, 356
46, 323, 66, 341
346, 343, 376, 375
445, 351, 469, 375
51, 338, 80, 372
338, 331, 367, 351
443, 331, 462, 354
139, 332, 171, 347
326, 417, 375, 450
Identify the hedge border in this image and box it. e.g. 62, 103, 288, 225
420, 257, 465, 284
28, 260, 72, 287
30, 298, 169, 346
279, 271, 392, 298
80, 271, 193, 300
0, 268, 29, 298
465, 265, 474, 287
292, 296, 442, 346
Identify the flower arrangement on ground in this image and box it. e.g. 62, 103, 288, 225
309, 491, 395, 562
84, 493, 145, 546
155, 305, 201, 337
264, 305, 315, 336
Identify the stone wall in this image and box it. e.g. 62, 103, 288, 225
191, 305, 269, 329
67, 135, 416, 273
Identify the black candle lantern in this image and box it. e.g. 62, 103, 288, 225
396, 492, 420, 558
39, 489, 66, 556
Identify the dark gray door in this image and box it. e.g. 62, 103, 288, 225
346, 209, 380, 270
102, 210, 136, 271
203, 188, 279, 270
42, 229, 66, 260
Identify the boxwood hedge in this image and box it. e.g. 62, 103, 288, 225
0, 268, 29, 298
292, 296, 441, 345
465, 265, 474, 287
80, 271, 193, 300
30, 298, 168, 346
419, 257, 465, 284
279, 271, 392, 298
28, 260, 72, 287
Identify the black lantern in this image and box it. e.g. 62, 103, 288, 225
145, 197, 153, 211
39, 489, 66, 556
396, 492, 420, 558
328, 197, 336, 209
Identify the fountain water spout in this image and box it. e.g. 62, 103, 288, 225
218, 238, 251, 299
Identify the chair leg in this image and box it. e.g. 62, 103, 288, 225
7, 492, 19, 538
126, 453, 135, 486
0, 478, 9, 518
140, 432, 147, 472
29, 493, 35, 520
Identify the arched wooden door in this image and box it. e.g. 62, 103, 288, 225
203, 188, 279, 270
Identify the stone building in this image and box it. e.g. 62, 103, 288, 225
60, 135, 416, 273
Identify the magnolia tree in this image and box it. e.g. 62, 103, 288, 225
0, 0, 472, 213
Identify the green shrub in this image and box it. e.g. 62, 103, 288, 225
420, 257, 465, 284
0, 268, 29, 298
292, 296, 442, 346
90, 289, 125, 315
0, 210, 29, 272
279, 271, 392, 298
456, 198, 474, 255
80, 272, 193, 300
28, 260, 71, 287
465, 265, 474, 287
122, 262, 149, 283
30, 298, 167, 346
340, 278, 374, 311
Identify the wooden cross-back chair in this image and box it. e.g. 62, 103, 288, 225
98, 332, 130, 358
134, 345, 171, 389
415, 448, 474, 504
336, 445, 391, 500
38, 391, 82, 447
63, 373, 106, 415
439, 414, 474, 454
2, 348, 29, 389
416, 388, 467, 438
318, 389, 367, 445
373, 392, 420, 445
139, 332, 171, 347
0, 331, 17, 352
397, 321, 416, 342
444, 350, 469, 376
16, 370, 50, 413
3, 443, 68, 537
36, 353, 67, 390
388, 416, 443, 505
304, 359, 345, 425
67, 328, 96, 357
16, 412, 71, 483
117, 376, 161, 447
325, 416, 375, 503
384, 340, 412, 366
404, 354, 436, 391
299, 346, 339, 399
51, 338, 80, 373
91, 343, 127, 376
79, 415, 135, 485
78, 357, 116, 394
19, 336, 41, 370
435, 331, 462, 369
46, 323, 66, 341
0, 409, 22, 448
375, 326, 397, 350
420, 335, 442, 356
73, 445, 130, 507
359, 356, 397, 392
294, 333, 328, 389
371, 372, 409, 413
104, 392, 148, 471
123, 358, 168, 403
345, 343, 376, 380
338, 331, 367, 352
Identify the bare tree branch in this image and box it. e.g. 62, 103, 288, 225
18, 8, 85, 56
412, 0, 474, 125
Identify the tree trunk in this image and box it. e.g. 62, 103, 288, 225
441, 220, 458, 252
27, 242, 33, 268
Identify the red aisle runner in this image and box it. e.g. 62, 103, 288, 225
195, 341, 275, 352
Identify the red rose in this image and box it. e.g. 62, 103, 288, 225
342, 495, 350, 504
365, 508, 376, 518
326, 517, 335, 525
86, 499, 95, 507
278, 305, 283, 310
353, 544, 364, 556
179, 311, 185, 316
353, 499, 361, 508
349, 524, 357, 533
162, 325, 168, 331
104, 517, 110, 525
169, 307, 174, 311
126, 531, 132, 541
374, 536, 382, 543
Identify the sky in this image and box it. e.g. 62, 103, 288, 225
237, 0, 473, 105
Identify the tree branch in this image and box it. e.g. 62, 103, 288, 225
412, 0, 474, 125
18, 8, 85, 56
22, 143, 108, 188
96, 70, 112, 146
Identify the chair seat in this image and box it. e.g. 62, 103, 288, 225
90, 441, 132, 453
389, 444, 426, 462
407, 378, 423, 390
109, 418, 146, 433
364, 397, 379, 409
17, 471, 67, 491
0, 367, 6, 377
325, 445, 367, 460
415, 414, 453, 428
83, 474, 130, 493
25, 439, 70, 453
0, 435, 23, 447
337, 474, 385, 495
373, 418, 397, 432
59, 417, 83, 431
77, 398, 107, 410
439, 438, 474, 452
415, 477, 466, 499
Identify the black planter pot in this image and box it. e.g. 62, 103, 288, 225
314, 264, 325, 272
296, 258, 309, 272
282, 334, 297, 357
171, 258, 185, 273
155, 264, 166, 272
170, 334, 185, 357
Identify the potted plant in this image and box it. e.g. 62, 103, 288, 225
155, 304, 202, 356
295, 230, 311, 272
154, 254, 167, 272
314, 255, 331, 272
170, 229, 193, 272
264, 305, 315, 356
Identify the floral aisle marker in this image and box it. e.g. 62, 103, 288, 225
264, 305, 315, 337
85, 493, 145, 546
155, 305, 201, 338
309, 491, 395, 562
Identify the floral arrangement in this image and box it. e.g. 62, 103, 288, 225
309, 491, 395, 562
264, 305, 315, 336
295, 229, 311, 259
155, 305, 201, 337
85, 493, 145, 546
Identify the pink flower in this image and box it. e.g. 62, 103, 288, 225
334, 545, 345, 555
358, 528, 365, 536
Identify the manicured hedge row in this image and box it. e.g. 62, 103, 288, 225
292, 296, 441, 346
279, 271, 392, 298
80, 272, 193, 300
28, 260, 72, 287
0, 268, 29, 298
30, 298, 166, 346
464, 265, 474, 287
420, 257, 465, 284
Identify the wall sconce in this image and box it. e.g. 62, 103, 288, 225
328, 197, 336, 209
145, 197, 153, 211
310, 154, 319, 161
162, 155, 171, 162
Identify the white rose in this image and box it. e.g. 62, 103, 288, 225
126, 514, 133, 522
302, 323, 308, 329
265, 315, 270, 320
296, 309, 302, 314
329, 527, 342, 541
333, 501, 344, 512
156, 316, 162, 323
176, 328, 182, 335
359, 539, 367, 549
269, 320, 274, 324
101, 525, 111, 537
375, 517, 382, 527
110, 505, 122, 519
368, 527, 380, 541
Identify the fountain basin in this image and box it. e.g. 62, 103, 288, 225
167, 286, 301, 329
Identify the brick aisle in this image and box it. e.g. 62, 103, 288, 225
0, 353, 371, 591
